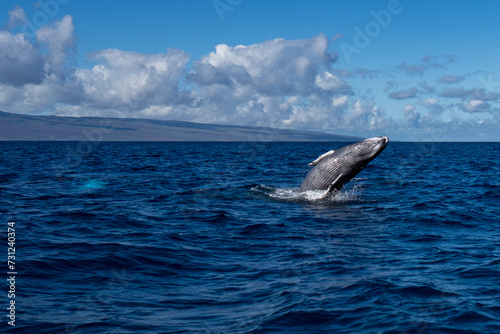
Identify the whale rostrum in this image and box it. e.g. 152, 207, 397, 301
300, 136, 389, 193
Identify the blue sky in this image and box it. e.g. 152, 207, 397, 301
1, 0, 499, 141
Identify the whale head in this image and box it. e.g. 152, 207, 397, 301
353, 136, 389, 162
300, 136, 389, 193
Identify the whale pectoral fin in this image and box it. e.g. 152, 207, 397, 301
308, 150, 335, 166
326, 173, 344, 193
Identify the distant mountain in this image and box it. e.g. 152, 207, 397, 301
0, 110, 360, 142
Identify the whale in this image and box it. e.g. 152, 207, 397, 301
300, 136, 389, 193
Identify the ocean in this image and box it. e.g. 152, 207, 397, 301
1, 140, 499, 333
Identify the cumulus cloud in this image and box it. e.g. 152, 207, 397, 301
402, 104, 420, 127
76, 48, 190, 111
0, 31, 44, 86
314, 71, 352, 94
1, 24, 364, 130
419, 98, 445, 114
5, 6, 26, 29
462, 100, 491, 113
0, 13, 75, 87
190, 34, 338, 95
389, 87, 419, 100
36, 15, 77, 78
0, 11, 194, 117
187, 33, 358, 128
342, 100, 392, 132
0, 13, 82, 113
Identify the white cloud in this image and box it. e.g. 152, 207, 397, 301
0, 13, 75, 89
75, 48, 190, 111
419, 98, 445, 114
0, 31, 43, 86
333, 95, 349, 108
5, 6, 26, 29
190, 34, 338, 96
186, 33, 359, 129
36, 15, 76, 78
0, 14, 81, 113
403, 104, 420, 127
342, 100, 391, 131
315, 71, 352, 94
462, 100, 490, 113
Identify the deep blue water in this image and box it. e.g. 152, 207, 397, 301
1, 140, 499, 333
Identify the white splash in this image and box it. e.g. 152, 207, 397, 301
251, 184, 362, 203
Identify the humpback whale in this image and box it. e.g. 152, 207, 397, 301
300, 136, 389, 193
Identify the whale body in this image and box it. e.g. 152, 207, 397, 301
300, 136, 389, 193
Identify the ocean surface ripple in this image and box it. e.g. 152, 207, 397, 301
1, 141, 499, 333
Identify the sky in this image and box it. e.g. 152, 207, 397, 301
0, 0, 499, 141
